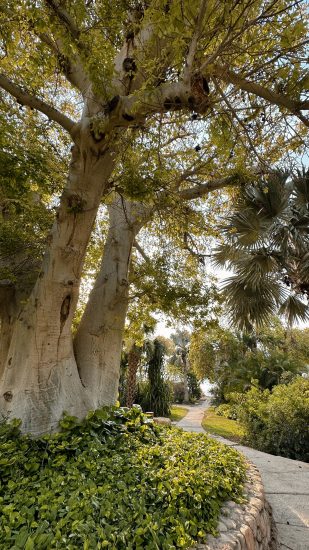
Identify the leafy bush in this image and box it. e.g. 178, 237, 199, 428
187, 372, 202, 401
210, 383, 226, 406
135, 379, 172, 416
216, 403, 239, 421
171, 381, 186, 403
170, 375, 202, 404
239, 377, 309, 461
279, 370, 298, 385
146, 339, 172, 416
0, 407, 246, 549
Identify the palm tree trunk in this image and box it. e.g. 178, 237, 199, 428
126, 344, 142, 408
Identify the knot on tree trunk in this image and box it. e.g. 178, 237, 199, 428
60, 295, 71, 332
3, 391, 13, 402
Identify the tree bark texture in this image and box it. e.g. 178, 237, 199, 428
0, 286, 16, 380
0, 137, 116, 434
74, 197, 145, 408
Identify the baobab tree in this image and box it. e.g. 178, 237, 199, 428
0, 0, 308, 433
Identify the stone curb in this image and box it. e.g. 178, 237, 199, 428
192, 461, 278, 550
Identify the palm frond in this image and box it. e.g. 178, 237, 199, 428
235, 252, 279, 289
217, 168, 309, 328
298, 252, 309, 283
279, 295, 309, 326
222, 275, 286, 330
212, 244, 246, 268
270, 224, 290, 256
246, 171, 290, 219
293, 168, 309, 207
222, 209, 269, 246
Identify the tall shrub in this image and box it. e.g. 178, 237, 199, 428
239, 377, 309, 461
145, 339, 171, 417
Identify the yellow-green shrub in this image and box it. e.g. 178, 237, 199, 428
239, 377, 309, 461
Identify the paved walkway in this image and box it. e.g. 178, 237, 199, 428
176, 399, 309, 550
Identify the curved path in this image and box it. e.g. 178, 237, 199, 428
176, 399, 309, 550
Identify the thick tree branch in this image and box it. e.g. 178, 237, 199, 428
90, 78, 211, 141
45, 0, 83, 44
0, 73, 76, 136
211, 65, 309, 127
183, 0, 207, 83
38, 32, 90, 93
135, 174, 242, 228
133, 240, 150, 262
179, 175, 241, 200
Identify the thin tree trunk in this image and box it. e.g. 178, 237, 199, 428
126, 344, 142, 408
0, 140, 115, 434
183, 370, 190, 403
183, 354, 190, 402
74, 197, 144, 407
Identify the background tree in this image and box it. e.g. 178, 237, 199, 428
125, 343, 143, 408
190, 318, 309, 402
144, 338, 171, 417
169, 329, 191, 402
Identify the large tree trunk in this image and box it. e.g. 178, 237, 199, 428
74, 197, 144, 407
0, 137, 116, 434
0, 285, 16, 379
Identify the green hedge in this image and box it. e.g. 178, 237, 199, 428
0, 406, 246, 549
239, 377, 309, 461
215, 403, 239, 421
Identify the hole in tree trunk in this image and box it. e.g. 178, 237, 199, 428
3, 391, 13, 402
60, 295, 71, 333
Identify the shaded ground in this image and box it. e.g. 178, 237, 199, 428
176, 399, 309, 550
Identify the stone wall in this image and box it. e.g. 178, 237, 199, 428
193, 461, 278, 550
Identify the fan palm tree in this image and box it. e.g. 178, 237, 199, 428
214, 169, 309, 330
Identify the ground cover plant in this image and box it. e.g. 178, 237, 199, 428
202, 407, 245, 443
0, 407, 246, 550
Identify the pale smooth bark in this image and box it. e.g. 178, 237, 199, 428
74, 197, 145, 407
0, 286, 16, 379
0, 137, 115, 434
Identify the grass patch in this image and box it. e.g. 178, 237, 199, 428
0, 406, 246, 549
202, 407, 245, 442
170, 405, 189, 422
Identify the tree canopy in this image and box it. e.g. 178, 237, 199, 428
190, 318, 309, 396
0, 0, 308, 433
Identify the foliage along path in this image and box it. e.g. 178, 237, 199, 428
176, 399, 309, 550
